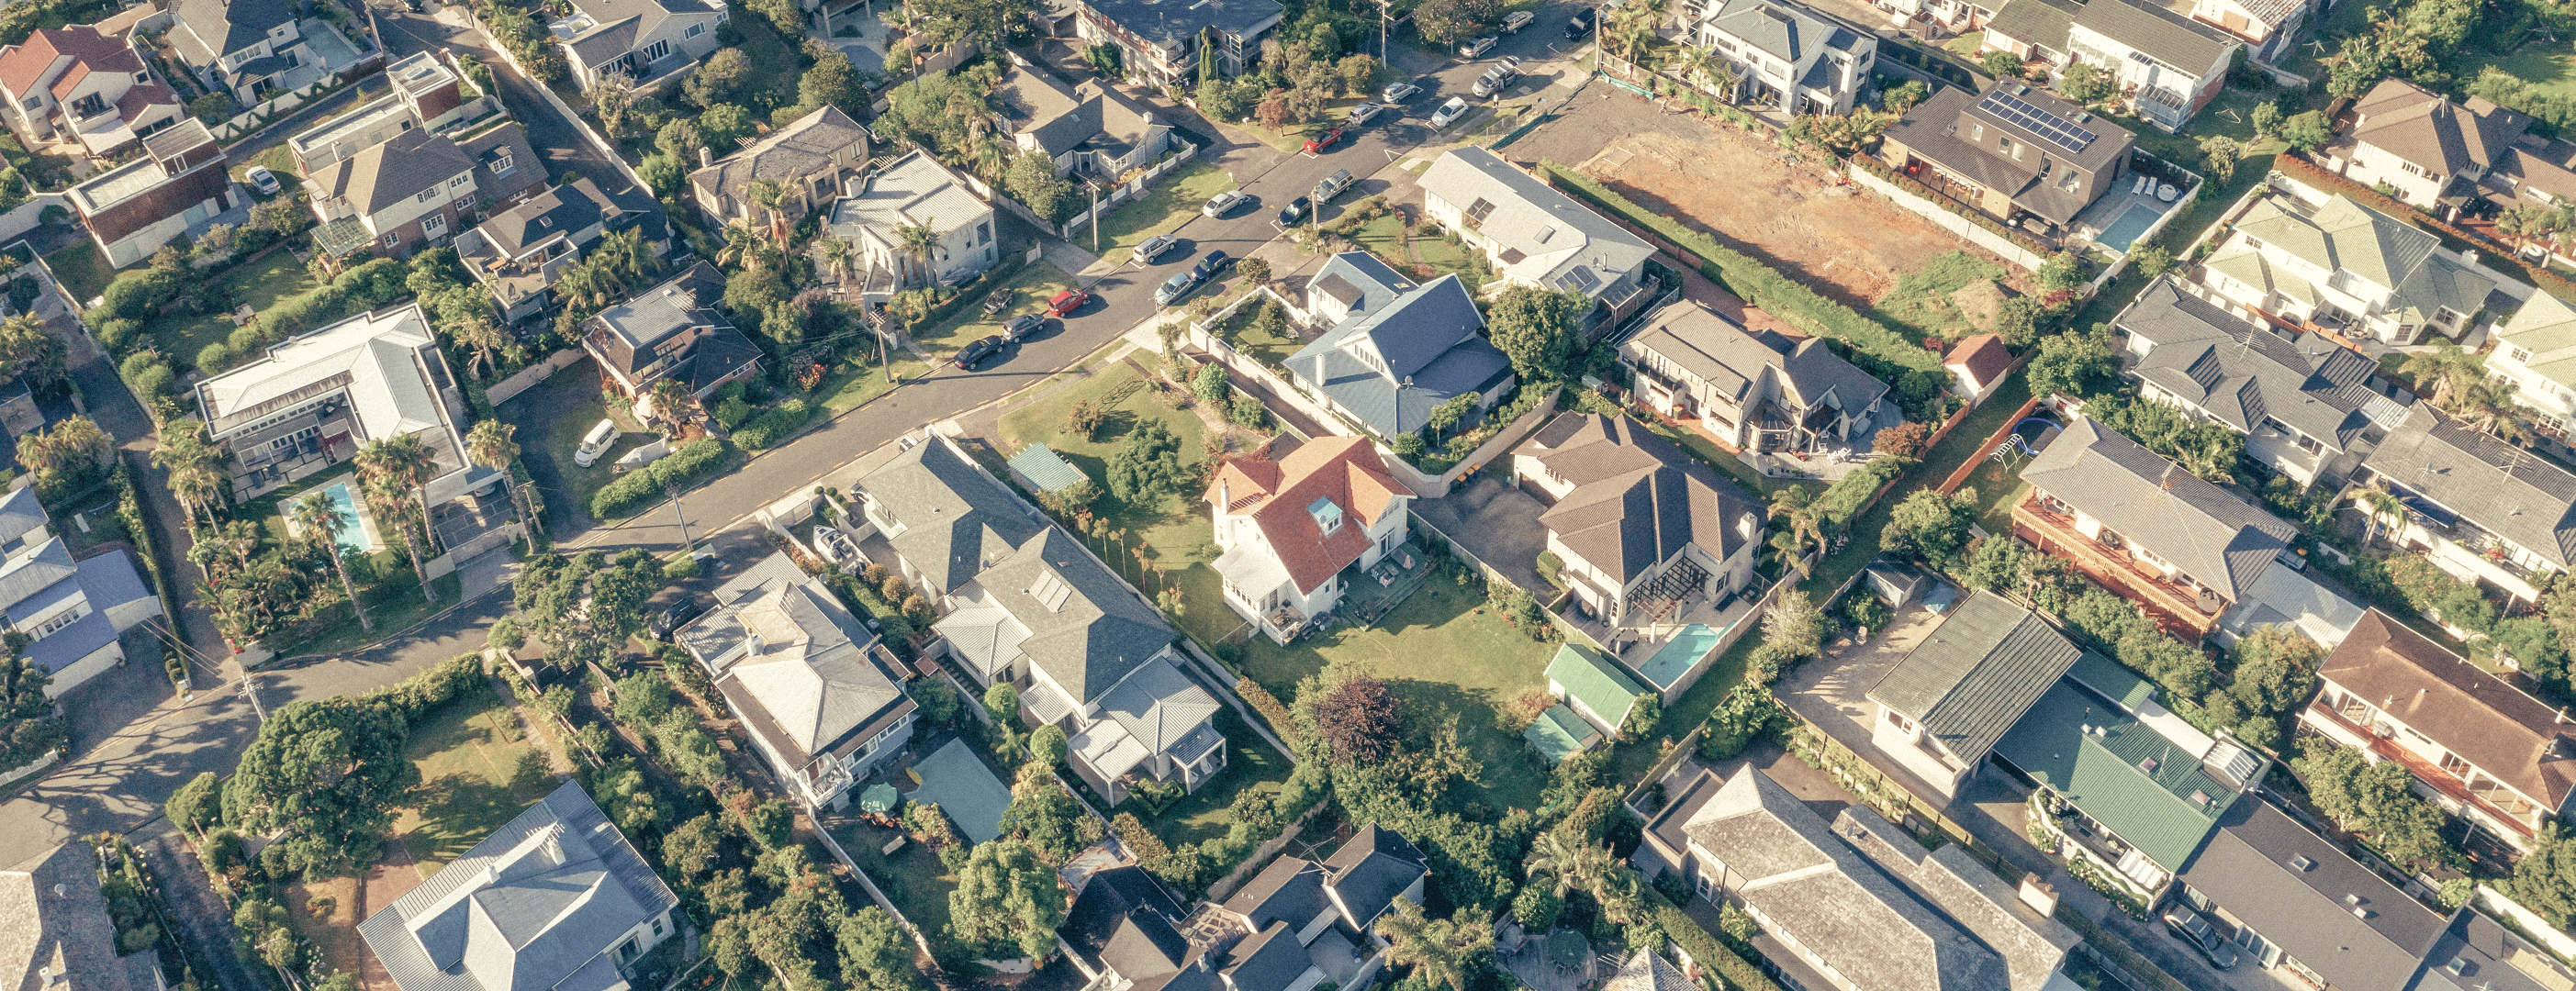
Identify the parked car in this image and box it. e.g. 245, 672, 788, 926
573, 419, 620, 468
1429, 96, 1472, 128
1001, 314, 1042, 341
1381, 81, 1422, 103
1304, 127, 1346, 153
244, 166, 282, 196
1474, 57, 1522, 96
1155, 271, 1201, 306
2161, 908, 2240, 971
956, 335, 1005, 370
1315, 168, 1355, 202
1135, 233, 1181, 262
649, 593, 717, 640
1047, 287, 1092, 317
1501, 10, 1534, 32
1203, 190, 1249, 217
1278, 196, 1312, 225
1566, 8, 1597, 37
1349, 102, 1386, 126
1459, 35, 1497, 57
1192, 251, 1232, 282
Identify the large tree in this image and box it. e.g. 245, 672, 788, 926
1879, 489, 1977, 567
2511, 826, 2576, 929
220, 696, 417, 878
946, 838, 1066, 959
1107, 420, 1185, 507
998, 765, 1096, 864
0, 653, 64, 774
511, 550, 663, 674
1376, 899, 1495, 991
836, 907, 928, 991
2292, 737, 2455, 869
2025, 324, 2119, 400
1484, 285, 1588, 384
902, 0, 1038, 53
355, 433, 441, 604
1311, 673, 1400, 765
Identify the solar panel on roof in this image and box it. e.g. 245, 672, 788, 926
1557, 266, 1600, 294
1978, 89, 2098, 155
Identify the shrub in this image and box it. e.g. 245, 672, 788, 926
196, 342, 232, 372
733, 398, 812, 450
591, 438, 732, 518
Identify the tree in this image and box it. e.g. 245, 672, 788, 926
1003, 150, 1076, 222
2199, 134, 2244, 184
683, 48, 750, 109
221, 696, 416, 878
2293, 736, 2456, 869
1193, 362, 1229, 406
2511, 826, 2576, 929
1760, 589, 1828, 663
1486, 285, 1587, 384
1873, 420, 1930, 459
357, 434, 441, 604
947, 839, 1066, 959
17, 415, 108, 495
0, 314, 63, 388
511, 550, 663, 674
2033, 251, 2087, 293
1881, 80, 1928, 113
2128, 243, 2176, 279
1980, 50, 2024, 78
2026, 324, 2119, 400
1880, 488, 1977, 566
838, 907, 928, 991
2247, 100, 2282, 140
1029, 725, 1068, 769
2214, 627, 2319, 749
2279, 110, 2333, 153
467, 420, 534, 539
290, 492, 371, 633
905, 0, 1039, 51
1376, 899, 1495, 991
153, 418, 225, 525
2058, 62, 2118, 105
1107, 420, 1185, 506
1766, 486, 1827, 578
167, 771, 223, 834
999, 766, 1097, 863
1412, 0, 1500, 50
1312, 674, 1400, 765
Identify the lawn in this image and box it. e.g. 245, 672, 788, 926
1091, 162, 1238, 267
2489, 46, 2576, 100
1941, 30, 1985, 58
286, 876, 364, 978
1139, 707, 1292, 852
540, 389, 650, 519
1237, 578, 1555, 811
817, 355, 929, 416
1350, 213, 1483, 287
909, 262, 1077, 360
1224, 98, 1371, 155
234, 144, 303, 195
724, 6, 807, 111
1958, 454, 2033, 537
1872, 251, 2015, 343
149, 251, 319, 371
42, 241, 110, 305
268, 572, 465, 659
54, 495, 130, 554
394, 688, 561, 873
1218, 298, 1305, 369
830, 816, 962, 947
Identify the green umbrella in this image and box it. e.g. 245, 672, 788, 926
857, 784, 900, 814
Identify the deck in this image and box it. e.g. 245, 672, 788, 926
2011, 495, 2221, 639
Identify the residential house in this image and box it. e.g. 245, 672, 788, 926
2115, 275, 2406, 489
1068, 0, 1282, 89
824, 150, 1000, 298
992, 64, 1172, 180
1945, 333, 2013, 401
2171, 797, 2447, 989
0, 486, 163, 698
286, 52, 499, 174
1619, 299, 1901, 459
687, 106, 868, 228
1876, 81, 2135, 237
0, 25, 181, 159
1511, 414, 1762, 630
2, 842, 167, 991
1212, 826, 1428, 991
2355, 404, 2576, 603
678, 551, 916, 809
1863, 589, 2084, 800
1671, 0, 1877, 116
1419, 149, 1659, 326
2323, 80, 2533, 217
1631, 765, 2082, 991
1205, 435, 1417, 643
2185, 0, 2310, 62
2302, 609, 2576, 852
2201, 195, 2506, 345
1058, 866, 1198, 990
66, 117, 230, 267
1541, 641, 1651, 740
2016, 418, 2363, 644
846, 432, 1047, 599
1979, 0, 2240, 130
2481, 291, 2576, 437
163, 0, 305, 102
1283, 258, 1511, 443
552, 0, 727, 93
358, 782, 681, 991
581, 261, 762, 402
190, 303, 484, 502
306, 121, 544, 262
454, 178, 666, 324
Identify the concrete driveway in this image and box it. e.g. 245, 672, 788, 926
1414, 473, 1550, 593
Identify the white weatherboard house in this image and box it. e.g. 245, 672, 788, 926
190, 304, 488, 503
826, 150, 1000, 298
0, 486, 163, 699
1205, 436, 1417, 643
1419, 148, 1658, 326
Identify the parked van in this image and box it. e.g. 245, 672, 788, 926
574, 419, 621, 468
1315, 169, 1354, 202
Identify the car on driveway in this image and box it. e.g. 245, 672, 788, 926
1203, 190, 1249, 217
1154, 270, 1201, 306
956, 335, 1005, 370
1349, 102, 1386, 125
1192, 251, 1232, 282
1430, 96, 1472, 128
1303, 127, 1346, 153
2161, 907, 2240, 971
650, 593, 717, 640
1566, 8, 1597, 37
1459, 35, 1496, 57
1001, 314, 1042, 341
1501, 10, 1534, 32
245, 166, 282, 196
1278, 196, 1312, 225
1135, 232, 1181, 262
1047, 287, 1092, 317
1381, 81, 1422, 103
1474, 57, 1522, 96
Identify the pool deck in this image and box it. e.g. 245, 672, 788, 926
278, 476, 386, 555
1611, 594, 1756, 695
2071, 181, 2186, 255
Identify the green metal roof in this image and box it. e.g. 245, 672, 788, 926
1864, 590, 2080, 767
1546, 643, 1648, 729
1993, 679, 2237, 871
1525, 704, 1600, 764
1006, 443, 1090, 493
2066, 651, 2156, 713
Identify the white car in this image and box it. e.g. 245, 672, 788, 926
1429, 96, 1472, 128
1202, 190, 1249, 217
1381, 81, 1422, 103
244, 166, 282, 196
1458, 35, 1497, 58
1135, 232, 1181, 262
1349, 102, 1386, 125
1473, 58, 1522, 97
1501, 10, 1534, 32
573, 418, 621, 468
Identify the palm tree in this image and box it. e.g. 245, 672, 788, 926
355, 434, 440, 605
1768, 485, 1826, 578
465, 420, 533, 538
1522, 830, 1597, 899
2351, 477, 2406, 548
1374, 900, 1495, 991
449, 310, 508, 380
1666, 44, 1715, 95
644, 377, 696, 433
896, 220, 940, 287
152, 418, 224, 524
290, 491, 372, 633
819, 235, 857, 289
2399, 345, 2486, 412
746, 178, 792, 243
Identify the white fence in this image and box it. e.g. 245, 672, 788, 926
2473, 885, 2576, 963
1057, 143, 1203, 240
1845, 167, 2049, 271
487, 348, 589, 405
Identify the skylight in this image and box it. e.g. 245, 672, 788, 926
1308, 496, 1343, 535
1028, 569, 1074, 612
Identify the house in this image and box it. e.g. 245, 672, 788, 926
678, 551, 916, 809
0, 25, 182, 159
824, 150, 1000, 298
2201, 195, 2506, 346
0, 487, 162, 698
190, 304, 485, 502
1419, 149, 1658, 326
1058, 866, 1196, 989
1205, 436, 1417, 643
1631, 765, 2081, 991
687, 106, 868, 228
2115, 276, 2405, 489
2185, 0, 2311, 61
66, 117, 230, 267
1068, 0, 1282, 89
1670, 0, 1877, 116
1213, 826, 1427, 991
552, 0, 727, 93
2, 842, 167, 991
454, 178, 666, 324
2302, 609, 2576, 852
1619, 300, 1900, 458
2481, 292, 2576, 437
2172, 797, 2446, 989
2322, 80, 2533, 217
847, 433, 1047, 599
2018, 418, 2361, 643
1544, 642, 1651, 739
1511, 415, 1763, 629
1864, 589, 2083, 799
358, 782, 680, 991
991, 65, 1172, 180
2355, 404, 2576, 603
306, 121, 544, 262
1945, 333, 2013, 401
582, 261, 762, 402
286, 52, 499, 174
163, 0, 304, 102
1979, 0, 2240, 130
1877, 82, 2136, 236
1283, 259, 1510, 444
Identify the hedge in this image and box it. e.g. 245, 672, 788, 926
1647, 891, 1785, 991
1540, 164, 1943, 374
732, 398, 812, 450
589, 437, 733, 518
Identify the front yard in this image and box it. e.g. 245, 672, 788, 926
42, 241, 111, 306
1090, 162, 1238, 267
392, 687, 565, 872
1349, 211, 1484, 287
909, 262, 1078, 360
148, 250, 319, 370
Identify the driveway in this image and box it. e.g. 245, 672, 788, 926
1414, 473, 1549, 593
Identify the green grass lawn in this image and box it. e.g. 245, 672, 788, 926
1140, 707, 1292, 852
233, 144, 303, 194
1350, 213, 1482, 285
55, 496, 130, 554
1092, 163, 1238, 267
1238, 578, 1555, 811
910, 262, 1077, 360
2489, 45, 2576, 98
1220, 300, 1305, 369
1873, 251, 2014, 343
270, 571, 465, 658
817, 355, 929, 416
149, 251, 319, 370
42, 241, 111, 305
831, 816, 962, 949
1959, 455, 2033, 536
394, 688, 560, 874
541, 390, 650, 519
1941, 31, 1985, 58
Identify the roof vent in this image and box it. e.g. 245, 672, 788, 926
2137, 755, 2159, 774
2290, 854, 2315, 871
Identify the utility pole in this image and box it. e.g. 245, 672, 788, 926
1091, 182, 1102, 253
668, 481, 692, 550
1379, 0, 1392, 61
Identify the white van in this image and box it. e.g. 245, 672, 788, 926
573, 419, 621, 468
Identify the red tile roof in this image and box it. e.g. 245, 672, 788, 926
0, 26, 144, 101
1206, 436, 1415, 595
1945, 333, 2012, 390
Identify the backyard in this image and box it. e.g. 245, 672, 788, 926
43, 241, 110, 306
909, 262, 1077, 360
148, 250, 319, 370
829, 815, 962, 947
1349, 210, 1484, 287
1136, 707, 1292, 852
1871, 251, 2021, 343
1089, 162, 1238, 267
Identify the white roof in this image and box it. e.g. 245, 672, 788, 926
194, 304, 448, 445
1419, 147, 1653, 296
829, 150, 991, 250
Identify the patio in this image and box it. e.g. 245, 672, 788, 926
2068, 174, 2190, 257
274, 19, 367, 95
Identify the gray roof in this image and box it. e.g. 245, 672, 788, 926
2072, 0, 2237, 70
1624, 301, 1890, 414
562, 0, 711, 65
1318, 825, 1426, 930
1983, 0, 2077, 50
1220, 923, 1314, 991
2363, 406, 2576, 568
689, 106, 865, 205
1882, 83, 2135, 226
1094, 652, 1218, 752
3, 842, 155, 991
991, 69, 1165, 161
358, 782, 678, 991
475, 179, 615, 261
1520, 414, 1759, 585
2176, 799, 2447, 991
1286, 273, 1508, 438
1830, 807, 2078, 991
1865, 589, 2082, 767
1060, 866, 1193, 981
1604, 951, 1693, 991
308, 128, 476, 217
2020, 418, 2296, 602
1420, 148, 1654, 296
1305, 251, 1409, 317
855, 436, 1047, 594
1078, 0, 1283, 46
0, 538, 159, 676
969, 528, 1174, 705
582, 261, 762, 395
1222, 857, 1332, 933
2118, 276, 2391, 452
173, 0, 297, 60
685, 551, 911, 774
2409, 910, 2573, 991
1686, 0, 1869, 65
0, 486, 50, 550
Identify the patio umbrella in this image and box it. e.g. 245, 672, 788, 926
857, 784, 900, 814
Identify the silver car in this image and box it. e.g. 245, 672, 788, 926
1458, 35, 1496, 58
1350, 102, 1386, 125
2161, 907, 2241, 971
1381, 81, 1422, 103
1474, 57, 1522, 97
1429, 96, 1471, 128
1135, 233, 1181, 262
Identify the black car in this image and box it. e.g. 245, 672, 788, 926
1001, 314, 1042, 341
649, 593, 717, 640
1278, 196, 1312, 225
2160, 907, 2241, 971
956, 335, 1005, 370
1192, 251, 1233, 282
1566, 7, 1596, 37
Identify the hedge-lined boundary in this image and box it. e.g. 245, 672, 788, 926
1648, 892, 1786, 991
589, 437, 734, 518
112, 460, 185, 648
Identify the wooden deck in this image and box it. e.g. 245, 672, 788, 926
2011, 495, 2222, 640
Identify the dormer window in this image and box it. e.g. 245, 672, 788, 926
1308, 496, 1343, 535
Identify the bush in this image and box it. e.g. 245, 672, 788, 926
196, 342, 233, 372
733, 398, 812, 450
591, 438, 733, 518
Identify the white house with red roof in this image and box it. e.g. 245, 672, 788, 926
0, 25, 181, 159
1206, 437, 1417, 643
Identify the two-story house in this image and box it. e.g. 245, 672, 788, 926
992, 63, 1172, 181
1878, 81, 2136, 238
2115, 276, 2406, 488
0, 24, 182, 160
2483, 292, 2576, 437
1205, 436, 1417, 643
687, 106, 868, 228
824, 150, 1000, 300
1864, 589, 2085, 800
307, 121, 543, 262
1672, 0, 1877, 115
2202, 194, 2507, 345
165, 0, 307, 103
1209, 826, 1428, 991
2186, 0, 2312, 62
678, 551, 917, 810
1619, 299, 1900, 460
7, 841, 174, 991
1419, 149, 1658, 328
553, 0, 727, 93
1512, 414, 1762, 630
1069, 0, 1282, 89
191, 303, 484, 502
2323, 80, 2533, 218
0, 487, 164, 699
286, 52, 510, 175
454, 178, 666, 324
2171, 796, 2456, 989
848, 432, 1047, 599
581, 261, 762, 403
1283, 254, 1512, 444
2356, 403, 2576, 604
1981, 0, 2240, 129
65, 117, 230, 267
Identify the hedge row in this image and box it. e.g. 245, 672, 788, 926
732, 398, 812, 450
1541, 164, 1944, 374
1647, 891, 1786, 991
590, 437, 732, 518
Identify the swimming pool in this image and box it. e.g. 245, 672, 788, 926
1637, 623, 1724, 692
310, 481, 381, 556
2095, 202, 2161, 253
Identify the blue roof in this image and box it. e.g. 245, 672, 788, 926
24, 609, 115, 674
1308, 251, 1411, 318
1286, 274, 1511, 438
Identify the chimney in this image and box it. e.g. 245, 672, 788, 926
2018, 875, 2058, 917
699, 146, 714, 170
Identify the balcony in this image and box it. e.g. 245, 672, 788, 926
2012, 494, 2223, 637
2301, 701, 2541, 845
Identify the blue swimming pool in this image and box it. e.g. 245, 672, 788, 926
1637, 623, 1723, 692
2096, 202, 2161, 253
316, 481, 375, 556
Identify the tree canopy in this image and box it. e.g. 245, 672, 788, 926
220, 696, 418, 878
1484, 286, 1590, 384
512, 550, 665, 674
946, 838, 1067, 959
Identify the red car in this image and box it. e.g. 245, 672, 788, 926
1047, 287, 1092, 317
1303, 128, 1345, 154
